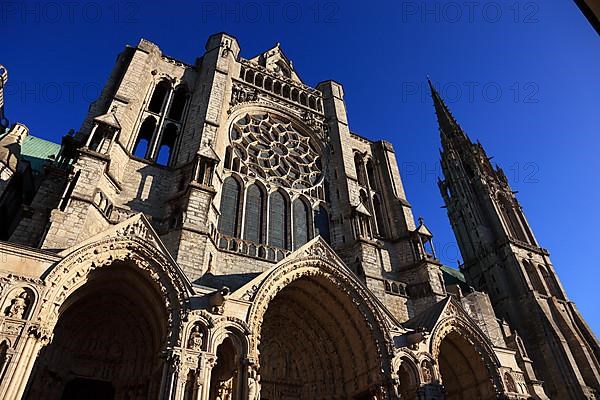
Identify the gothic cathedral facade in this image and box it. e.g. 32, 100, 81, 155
0, 33, 597, 399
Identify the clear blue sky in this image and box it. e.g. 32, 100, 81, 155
3, 1, 599, 333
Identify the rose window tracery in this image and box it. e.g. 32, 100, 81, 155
230, 113, 322, 189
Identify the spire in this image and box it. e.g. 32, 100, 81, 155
427, 78, 469, 145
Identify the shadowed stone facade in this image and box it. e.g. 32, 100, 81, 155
0, 33, 596, 399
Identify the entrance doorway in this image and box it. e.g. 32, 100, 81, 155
61, 378, 115, 400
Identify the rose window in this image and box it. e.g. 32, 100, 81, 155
230, 113, 322, 189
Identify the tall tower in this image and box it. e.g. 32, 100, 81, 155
430, 80, 600, 399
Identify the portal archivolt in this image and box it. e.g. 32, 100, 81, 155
433, 321, 500, 400
257, 273, 388, 399
25, 262, 172, 399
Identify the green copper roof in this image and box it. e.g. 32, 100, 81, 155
21, 135, 60, 171
440, 265, 466, 285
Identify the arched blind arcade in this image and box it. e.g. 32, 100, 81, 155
269, 191, 289, 249
244, 184, 265, 243
293, 199, 311, 250
218, 177, 241, 237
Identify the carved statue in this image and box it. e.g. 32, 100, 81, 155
5, 290, 30, 319
421, 361, 433, 383
216, 381, 231, 400
248, 366, 261, 400
391, 377, 401, 399
187, 324, 204, 351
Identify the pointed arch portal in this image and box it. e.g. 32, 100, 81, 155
259, 275, 384, 399
437, 330, 498, 400
25, 262, 170, 399
18, 219, 192, 400
248, 253, 393, 400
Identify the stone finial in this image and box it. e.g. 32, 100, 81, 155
0, 122, 29, 172
0, 64, 9, 129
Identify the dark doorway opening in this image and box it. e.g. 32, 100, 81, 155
61, 378, 115, 400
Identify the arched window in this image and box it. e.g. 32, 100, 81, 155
243, 184, 265, 244
291, 88, 299, 102
224, 146, 233, 170
373, 194, 386, 236
268, 191, 289, 249
232, 157, 241, 172
308, 96, 316, 110
366, 160, 377, 189
264, 77, 273, 91
314, 205, 330, 243
354, 153, 367, 186
167, 86, 188, 121
499, 195, 528, 242
518, 212, 536, 245
148, 80, 171, 113
218, 177, 241, 237
245, 70, 254, 84
156, 123, 178, 166
254, 73, 264, 88
133, 116, 156, 159
273, 81, 282, 95
300, 92, 308, 106
523, 260, 546, 295
516, 336, 528, 357
539, 265, 561, 298
293, 198, 311, 250
282, 85, 291, 99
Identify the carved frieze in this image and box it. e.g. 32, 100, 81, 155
230, 83, 258, 106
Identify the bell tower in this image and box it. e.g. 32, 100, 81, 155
430, 80, 600, 399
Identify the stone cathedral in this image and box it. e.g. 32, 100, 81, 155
0, 33, 598, 400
